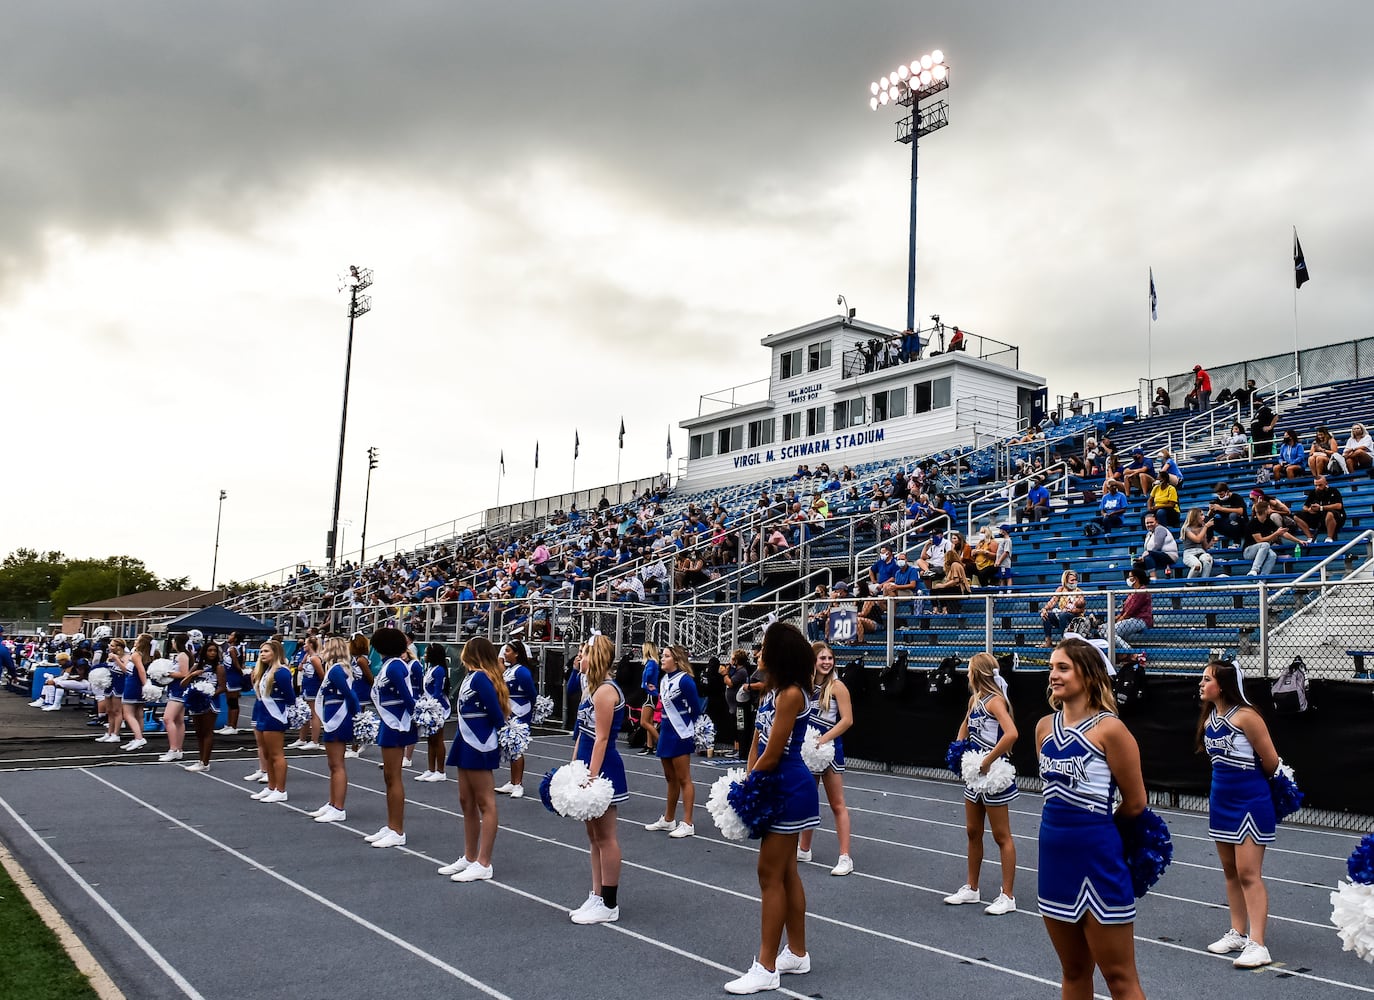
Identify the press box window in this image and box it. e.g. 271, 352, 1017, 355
872, 387, 907, 423
748, 418, 775, 448
689, 433, 715, 459
782, 412, 802, 441
807, 340, 832, 372
914, 376, 952, 414
717, 425, 744, 454
806, 405, 826, 436
779, 348, 804, 380
833, 397, 865, 430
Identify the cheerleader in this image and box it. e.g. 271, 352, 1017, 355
309, 636, 360, 823
416, 642, 451, 782
289, 636, 324, 750
252, 639, 296, 803
182, 640, 226, 772
1197, 660, 1280, 969
724, 622, 817, 995
1037, 639, 1145, 1000
365, 627, 416, 849
568, 634, 627, 925
96, 638, 127, 744
160, 634, 193, 761
440, 637, 509, 882
797, 640, 854, 876
219, 630, 244, 735
120, 634, 152, 753
399, 646, 425, 769
345, 633, 374, 759
944, 652, 1017, 913
643, 644, 700, 839
495, 640, 537, 798
637, 642, 661, 755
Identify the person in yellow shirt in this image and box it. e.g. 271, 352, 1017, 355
1146, 480, 1180, 528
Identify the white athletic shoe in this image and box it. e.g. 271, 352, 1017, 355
97, 734, 121, 743
644, 816, 677, 832
261, 789, 288, 803
984, 893, 1017, 916
451, 863, 492, 882
156, 751, 181, 763
343, 749, 360, 759
182, 761, 210, 772
313, 806, 346, 823
1233, 942, 1272, 968
569, 892, 600, 918
371, 830, 407, 849
796, 848, 812, 862
300, 741, 321, 751
215, 726, 237, 736
569, 899, 618, 924
830, 855, 854, 877
244, 769, 266, 781
428, 772, 447, 783
415, 770, 435, 781
668, 823, 695, 839
286, 739, 307, 749
943, 885, 981, 905
250, 788, 271, 800
28, 700, 43, 708
438, 857, 472, 876
364, 827, 391, 843
42, 704, 64, 712
120, 738, 148, 752
1206, 928, 1248, 954
164, 750, 183, 761
400, 757, 413, 769
509, 784, 524, 799
308, 804, 331, 817
256, 773, 269, 783
494, 782, 516, 794
724, 961, 779, 995
775, 945, 811, 975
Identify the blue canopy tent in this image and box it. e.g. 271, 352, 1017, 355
160, 604, 275, 636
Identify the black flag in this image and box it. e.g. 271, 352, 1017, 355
618, 419, 625, 449
1294, 231, 1310, 289
574, 430, 580, 460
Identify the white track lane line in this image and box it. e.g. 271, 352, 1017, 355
281, 762, 1089, 996
79, 769, 515, 1000
0, 791, 208, 1000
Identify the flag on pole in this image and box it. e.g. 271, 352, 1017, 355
666, 429, 673, 461
534, 442, 539, 469
574, 430, 580, 460
1294, 231, 1310, 288
499, 451, 505, 475
1148, 268, 1157, 321
618, 418, 625, 449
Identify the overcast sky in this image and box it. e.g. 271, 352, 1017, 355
3, 2, 1370, 588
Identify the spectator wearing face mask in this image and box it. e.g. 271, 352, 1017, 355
868, 545, 898, 592
917, 528, 952, 584
883, 551, 921, 601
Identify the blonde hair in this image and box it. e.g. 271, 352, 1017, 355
1059, 569, 1079, 589
1048, 639, 1118, 714
642, 641, 660, 663
109, 637, 127, 655
322, 636, 349, 666
134, 633, 153, 662
812, 640, 838, 713
256, 639, 287, 689
586, 635, 615, 688
966, 652, 1010, 717
665, 644, 693, 679
460, 637, 512, 718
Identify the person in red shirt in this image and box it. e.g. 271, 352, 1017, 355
1113, 568, 1153, 650
1189, 365, 1213, 412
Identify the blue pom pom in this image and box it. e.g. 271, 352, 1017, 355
1268, 770, 1304, 822
1115, 807, 1174, 898
945, 739, 971, 774
726, 769, 785, 839
1348, 832, 1374, 886
538, 768, 558, 815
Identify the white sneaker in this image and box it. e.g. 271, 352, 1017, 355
775, 945, 811, 975
364, 826, 391, 843
120, 738, 148, 752
314, 806, 346, 823
97, 734, 121, 743
428, 772, 447, 783
1233, 942, 1272, 968
830, 855, 854, 876
308, 804, 331, 817
1206, 928, 1248, 954
668, 823, 695, 839
42, 704, 64, 712
943, 885, 981, 905
400, 758, 413, 769
644, 816, 677, 832
343, 749, 360, 759
438, 857, 472, 876
569, 892, 600, 918
215, 726, 237, 736
796, 848, 812, 862
451, 863, 493, 882
569, 899, 619, 924
509, 785, 524, 799
164, 749, 183, 761
244, 770, 266, 781
724, 960, 779, 995
371, 829, 407, 849
156, 751, 180, 763
256, 773, 269, 783
28, 700, 43, 707
286, 739, 307, 749
984, 893, 1016, 915
250, 788, 271, 800
301, 741, 321, 751
261, 789, 288, 803
182, 761, 210, 772
495, 782, 516, 794
415, 770, 435, 781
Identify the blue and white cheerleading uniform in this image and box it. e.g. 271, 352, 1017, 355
316, 662, 361, 744
184, 663, 219, 715
574, 680, 628, 804
254, 666, 297, 733
754, 690, 821, 835
165, 654, 189, 705
1204, 707, 1275, 845
350, 655, 372, 706
964, 694, 1017, 805
372, 657, 417, 749
446, 671, 504, 770
223, 643, 245, 693
300, 656, 323, 700
504, 663, 536, 730
811, 686, 846, 774
423, 663, 452, 722
1037, 711, 1135, 925
107, 654, 126, 702
656, 671, 701, 759
121, 655, 144, 704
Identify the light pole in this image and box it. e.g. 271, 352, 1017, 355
361, 446, 378, 565
327, 266, 373, 572
868, 50, 950, 335
211, 490, 227, 590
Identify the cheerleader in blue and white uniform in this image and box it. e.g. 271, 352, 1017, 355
944, 651, 1018, 914
252, 639, 296, 804
1036, 638, 1145, 1000
1197, 659, 1280, 969
417, 642, 451, 782
289, 636, 324, 750
119, 634, 152, 753
568, 635, 627, 926
797, 641, 854, 876
366, 627, 416, 849
159, 633, 195, 760
182, 640, 226, 772
309, 636, 360, 824
345, 633, 373, 759
495, 640, 537, 798
724, 622, 818, 996
438, 638, 509, 882
644, 644, 700, 839
97, 638, 127, 744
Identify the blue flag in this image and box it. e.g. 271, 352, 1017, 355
1149, 268, 1157, 321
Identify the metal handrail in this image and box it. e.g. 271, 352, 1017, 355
1250, 368, 1301, 416
1266, 529, 1374, 605
1179, 398, 1241, 459
966, 461, 1070, 536
851, 512, 953, 580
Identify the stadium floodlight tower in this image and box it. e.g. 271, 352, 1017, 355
327, 265, 372, 573
869, 50, 950, 336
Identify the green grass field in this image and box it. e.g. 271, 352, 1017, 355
0, 861, 100, 1000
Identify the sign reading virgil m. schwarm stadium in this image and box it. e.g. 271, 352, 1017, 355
677, 315, 1043, 488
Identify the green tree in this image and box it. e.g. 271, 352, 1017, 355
0, 549, 67, 604
161, 575, 191, 590
49, 557, 160, 616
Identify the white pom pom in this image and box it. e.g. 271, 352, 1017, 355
961, 750, 1016, 795
532, 694, 555, 726
706, 767, 750, 841
498, 722, 532, 763
694, 716, 716, 754
352, 710, 380, 746
147, 659, 176, 687
190, 675, 217, 697
801, 728, 835, 774
414, 696, 446, 737
88, 667, 112, 696
547, 761, 614, 820
1275, 758, 1297, 784
1332, 881, 1374, 964
284, 698, 312, 729
142, 683, 165, 703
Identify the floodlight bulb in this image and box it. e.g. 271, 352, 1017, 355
870, 96, 879, 110
880, 75, 890, 89
878, 90, 889, 105
870, 81, 880, 95
932, 64, 947, 81
931, 49, 944, 64
897, 65, 910, 80
920, 69, 933, 86
921, 54, 933, 70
